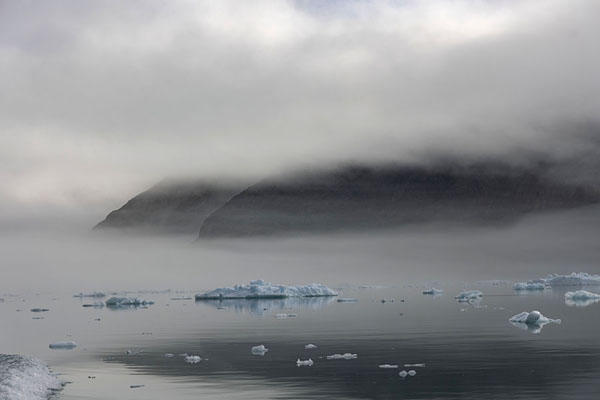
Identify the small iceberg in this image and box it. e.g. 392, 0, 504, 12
30, 308, 49, 313
304, 344, 317, 349
163, 353, 175, 358
422, 288, 443, 295
275, 313, 297, 318
326, 353, 357, 360
545, 272, 600, 286
73, 292, 106, 298
404, 363, 426, 367
296, 358, 314, 366
82, 301, 104, 308
565, 290, 600, 307
455, 290, 483, 302
513, 282, 547, 291
379, 364, 398, 369
336, 298, 359, 303
49, 341, 77, 349
105, 297, 155, 307
399, 369, 417, 377
195, 280, 338, 300
184, 355, 201, 364
509, 310, 561, 333
251, 345, 268, 356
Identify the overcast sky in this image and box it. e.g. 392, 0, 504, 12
1, 0, 599, 227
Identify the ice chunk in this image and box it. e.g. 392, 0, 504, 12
509, 310, 561, 333
326, 353, 357, 360
404, 363, 426, 367
336, 298, 359, 302
544, 272, 600, 286
184, 355, 201, 364
296, 358, 314, 366
565, 290, 600, 307
408, 370, 417, 376
30, 308, 49, 312
304, 344, 317, 349
163, 353, 175, 358
105, 297, 154, 307
513, 282, 547, 291
82, 301, 104, 308
379, 364, 398, 368
130, 385, 145, 388
170, 296, 193, 300
73, 292, 105, 298
49, 341, 77, 349
275, 313, 297, 318
398, 370, 408, 377
422, 288, 443, 295
195, 280, 338, 300
0, 354, 63, 399
251, 345, 268, 355
454, 290, 483, 302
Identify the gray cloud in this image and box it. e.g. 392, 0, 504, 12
1, 0, 600, 225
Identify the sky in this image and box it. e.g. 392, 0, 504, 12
1, 0, 600, 229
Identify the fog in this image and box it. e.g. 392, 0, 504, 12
2, 0, 600, 227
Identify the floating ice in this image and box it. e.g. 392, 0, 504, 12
0, 354, 63, 400
455, 290, 483, 302
130, 385, 145, 388
545, 272, 600, 286
565, 290, 600, 307
163, 353, 175, 358
304, 344, 317, 349
275, 313, 297, 318
82, 301, 104, 308
251, 345, 268, 355
296, 358, 314, 366
408, 370, 417, 376
30, 308, 49, 313
49, 341, 77, 349
73, 292, 105, 298
513, 282, 547, 291
336, 298, 359, 303
195, 280, 338, 300
184, 355, 201, 364
509, 311, 561, 333
326, 353, 357, 360
379, 364, 398, 369
405, 363, 426, 367
105, 297, 155, 307
398, 370, 408, 377
422, 288, 443, 295
170, 296, 193, 300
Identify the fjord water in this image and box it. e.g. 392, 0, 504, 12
1, 208, 600, 399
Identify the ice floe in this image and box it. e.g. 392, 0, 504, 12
184, 355, 201, 364
82, 301, 104, 308
49, 341, 77, 349
195, 280, 338, 300
399, 370, 416, 378
30, 308, 49, 313
304, 344, 317, 349
422, 288, 443, 295
564, 290, 600, 307
251, 345, 268, 356
455, 290, 483, 302
73, 292, 106, 298
379, 364, 398, 369
404, 363, 426, 367
336, 298, 359, 303
296, 358, 314, 366
509, 311, 561, 333
105, 297, 155, 307
326, 353, 357, 360
513, 282, 547, 291
0, 354, 63, 400
545, 272, 600, 286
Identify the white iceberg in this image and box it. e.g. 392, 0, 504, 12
184, 355, 201, 364
326, 353, 357, 360
455, 290, 483, 302
49, 341, 77, 349
545, 272, 600, 286
0, 354, 63, 399
105, 297, 155, 307
195, 280, 338, 300
379, 364, 398, 369
251, 345, 268, 355
509, 310, 561, 333
513, 282, 547, 291
73, 292, 105, 298
565, 290, 600, 307
304, 344, 317, 349
296, 358, 314, 366
422, 288, 443, 295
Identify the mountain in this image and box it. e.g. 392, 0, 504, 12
93, 179, 242, 235
94, 163, 600, 238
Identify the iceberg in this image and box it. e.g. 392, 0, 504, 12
509, 311, 561, 333
565, 290, 600, 307
73, 292, 106, 298
49, 341, 77, 349
105, 297, 155, 307
296, 358, 314, 366
251, 345, 268, 356
544, 272, 600, 286
379, 364, 398, 369
0, 354, 63, 400
513, 282, 547, 291
422, 288, 443, 295
195, 280, 338, 300
184, 355, 201, 364
304, 344, 317, 349
326, 353, 357, 360
454, 290, 483, 302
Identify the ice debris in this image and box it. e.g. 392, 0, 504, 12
49, 341, 77, 349
296, 358, 314, 366
422, 288, 443, 295
565, 290, 600, 307
379, 364, 398, 369
455, 290, 483, 302
336, 298, 359, 303
509, 311, 561, 333
304, 344, 317, 349
251, 345, 268, 355
30, 308, 49, 313
327, 353, 357, 360
404, 363, 426, 367
184, 355, 201, 364
130, 385, 145, 389
195, 280, 338, 300
73, 292, 105, 298
163, 353, 175, 358
105, 297, 155, 307
82, 301, 104, 308
275, 313, 297, 318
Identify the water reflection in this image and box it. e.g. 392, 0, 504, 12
195, 296, 336, 315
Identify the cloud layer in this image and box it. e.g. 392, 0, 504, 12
1, 0, 599, 224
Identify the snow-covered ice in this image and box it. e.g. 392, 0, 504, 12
326, 353, 357, 360
422, 288, 443, 295
379, 364, 398, 368
296, 358, 313, 366
509, 311, 561, 333
49, 341, 77, 349
195, 280, 338, 300
565, 290, 600, 307
105, 297, 155, 307
304, 344, 317, 349
455, 290, 483, 302
184, 355, 201, 364
0, 354, 63, 400
251, 345, 268, 355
